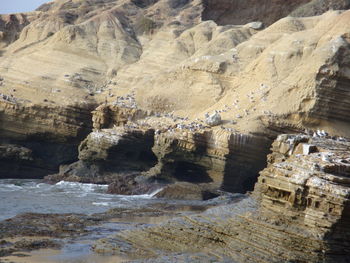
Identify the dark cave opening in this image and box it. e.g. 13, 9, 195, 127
173, 161, 212, 183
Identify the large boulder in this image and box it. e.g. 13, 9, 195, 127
107, 174, 161, 195
205, 112, 222, 127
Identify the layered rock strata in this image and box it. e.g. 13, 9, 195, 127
149, 127, 271, 192
45, 127, 157, 185
1, 2, 350, 180
202, 0, 350, 26
93, 135, 350, 263
48, 104, 271, 193
0, 100, 95, 178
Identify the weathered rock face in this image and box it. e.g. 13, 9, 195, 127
308, 35, 350, 123
93, 135, 350, 262
79, 128, 157, 171
0, 100, 95, 178
149, 128, 271, 192
290, 0, 350, 17
0, 144, 48, 179
51, 104, 271, 192
0, 13, 32, 49
202, 0, 350, 26
45, 125, 158, 184
254, 134, 350, 262
91, 104, 150, 130
0, 1, 350, 182
202, 0, 309, 26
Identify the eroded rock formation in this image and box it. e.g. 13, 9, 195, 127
202, 0, 350, 26
45, 126, 157, 184
0, 1, 349, 261
0, 1, 350, 179
47, 104, 271, 194
0, 100, 95, 178
92, 134, 350, 262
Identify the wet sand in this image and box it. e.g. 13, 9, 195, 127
0, 213, 178, 263
2, 248, 129, 263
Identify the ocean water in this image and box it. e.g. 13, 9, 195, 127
0, 179, 163, 221
0, 179, 210, 262
0, 179, 243, 262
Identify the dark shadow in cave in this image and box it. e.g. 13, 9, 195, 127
173, 161, 212, 183
324, 199, 350, 262
103, 129, 158, 172
221, 134, 271, 193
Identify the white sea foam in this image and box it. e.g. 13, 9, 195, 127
149, 187, 164, 197
0, 184, 22, 192
116, 188, 164, 199
92, 202, 111, 206
98, 197, 113, 200
55, 181, 108, 193
0, 180, 166, 221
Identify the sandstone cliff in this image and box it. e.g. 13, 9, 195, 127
46, 104, 271, 193
0, 1, 350, 262
0, 0, 349, 178
92, 134, 350, 263
0, 100, 95, 178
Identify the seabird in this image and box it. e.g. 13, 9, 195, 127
321, 130, 328, 137
316, 130, 323, 137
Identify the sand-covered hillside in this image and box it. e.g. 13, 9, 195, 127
0, 0, 349, 179
0, 0, 349, 137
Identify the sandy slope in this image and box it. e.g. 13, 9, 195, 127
0, 0, 349, 137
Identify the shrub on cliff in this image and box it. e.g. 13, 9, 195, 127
135, 16, 158, 35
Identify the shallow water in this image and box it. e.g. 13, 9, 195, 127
0, 179, 163, 221
0, 179, 175, 262
0, 179, 241, 262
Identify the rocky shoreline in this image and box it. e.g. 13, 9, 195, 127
45, 104, 272, 197
90, 134, 350, 263
0, 192, 242, 262
0, 0, 350, 262
1, 134, 349, 262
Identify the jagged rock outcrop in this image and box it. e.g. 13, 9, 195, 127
148, 127, 271, 192
92, 134, 350, 262
254, 134, 350, 261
